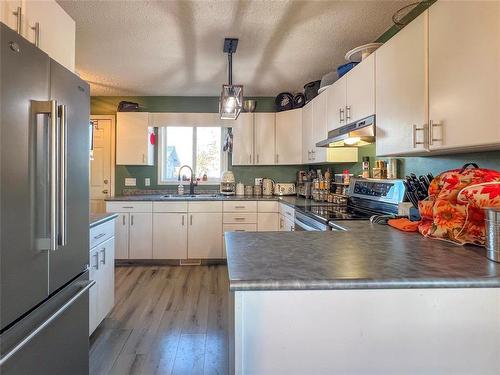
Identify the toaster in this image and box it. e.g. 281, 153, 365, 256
273, 183, 296, 196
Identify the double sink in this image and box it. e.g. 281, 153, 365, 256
162, 193, 220, 199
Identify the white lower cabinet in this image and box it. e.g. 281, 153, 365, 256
129, 213, 153, 259
257, 213, 279, 231
89, 223, 115, 336
114, 213, 129, 259
107, 202, 153, 260
153, 213, 188, 259
279, 215, 295, 231
188, 213, 223, 258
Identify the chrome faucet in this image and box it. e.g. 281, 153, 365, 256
178, 165, 197, 195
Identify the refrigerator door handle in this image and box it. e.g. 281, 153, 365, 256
0, 279, 95, 367
58, 104, 67, 247
32, 100, 59, 251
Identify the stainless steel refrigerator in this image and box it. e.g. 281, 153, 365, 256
0, 23, 93, 374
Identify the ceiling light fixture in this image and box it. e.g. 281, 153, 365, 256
219, 38, 243, 120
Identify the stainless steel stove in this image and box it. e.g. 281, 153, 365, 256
293, 178, 406, 231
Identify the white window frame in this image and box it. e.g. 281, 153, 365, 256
157, 126, 228, 185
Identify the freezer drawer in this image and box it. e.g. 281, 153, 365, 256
0, 272, 93, 375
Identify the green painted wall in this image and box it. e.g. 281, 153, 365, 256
91, 96, 299, 194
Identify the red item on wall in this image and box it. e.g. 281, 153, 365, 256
150, 132, 155, 145
418, 163, 500, 246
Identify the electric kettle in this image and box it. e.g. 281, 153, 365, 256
262, 178, 274, 196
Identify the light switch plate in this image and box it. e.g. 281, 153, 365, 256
255, 178, 263, 185
124, 178, 136, 187
145, 178, 151, 186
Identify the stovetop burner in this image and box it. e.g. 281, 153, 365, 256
293, 203, 374, 224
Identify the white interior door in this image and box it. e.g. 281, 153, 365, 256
90, 119, 112, 214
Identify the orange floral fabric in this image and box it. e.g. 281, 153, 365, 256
418, 167, 500, 246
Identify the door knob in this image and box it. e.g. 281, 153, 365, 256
104, 179, 108, 184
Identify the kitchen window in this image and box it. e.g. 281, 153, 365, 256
157, 126, 227, 184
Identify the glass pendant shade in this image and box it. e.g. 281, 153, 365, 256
219, 84, 243, 120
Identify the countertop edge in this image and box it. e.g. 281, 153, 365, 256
229, 277, 500, 291
90, 213, 118, 228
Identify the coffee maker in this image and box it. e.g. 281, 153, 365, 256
296, 170, 312, 198
220, 171, 236, 195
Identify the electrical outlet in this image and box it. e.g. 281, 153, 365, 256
145, 178, 151, 186
124, 178, 136, 187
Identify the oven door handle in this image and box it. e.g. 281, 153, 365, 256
294, 217, 320, 231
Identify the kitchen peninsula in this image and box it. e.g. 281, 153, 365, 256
225, 226, 500, 375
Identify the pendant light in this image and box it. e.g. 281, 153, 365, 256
219, 38, 243, 120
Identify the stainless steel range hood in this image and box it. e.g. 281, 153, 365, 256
316, 115, 375, 147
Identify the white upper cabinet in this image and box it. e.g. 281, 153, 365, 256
1, 1, 22, 32
116, 112, 154, 166
24, 0, 75, 71
232, 113, 254, 165
301, 102, 313, 163
326, 77, 347, 131
275, 108, 302, 165
375, 11, 428, 156
428, 0, 500, 151
254, 113, 276, 165
1, 0, 75, 72
345, 53, 375, 123
311, 92, 327, 163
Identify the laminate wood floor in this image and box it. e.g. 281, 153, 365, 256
90, 265, 229, 375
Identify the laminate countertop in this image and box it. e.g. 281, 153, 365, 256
225, 221, 500, 291
90, 213, 118, 228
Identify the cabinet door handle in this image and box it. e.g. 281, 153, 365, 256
122, 215, 126, 226
346, 106, 351, 121
13, 7, 22, 34
429, 120, 442, 146
276, 154, 279, 164
235, 206, 246, 209
235, 230, 245, 232
257, 154, 260, 164
130, 215, 134, 226
93, 233, 106, 240
339, 108, 344, 123
122, 206, 134, 209
30, 22, 40, 47
142, 154, 145, 163
93, 252, 99, 270
412, 124, 427, 148
182, 215, 185, 226
190, 215, 193, 226
100, 248, 106, 265
307, 150, 311, 161
235, 217, 246, 221
249, 154, 252, 164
